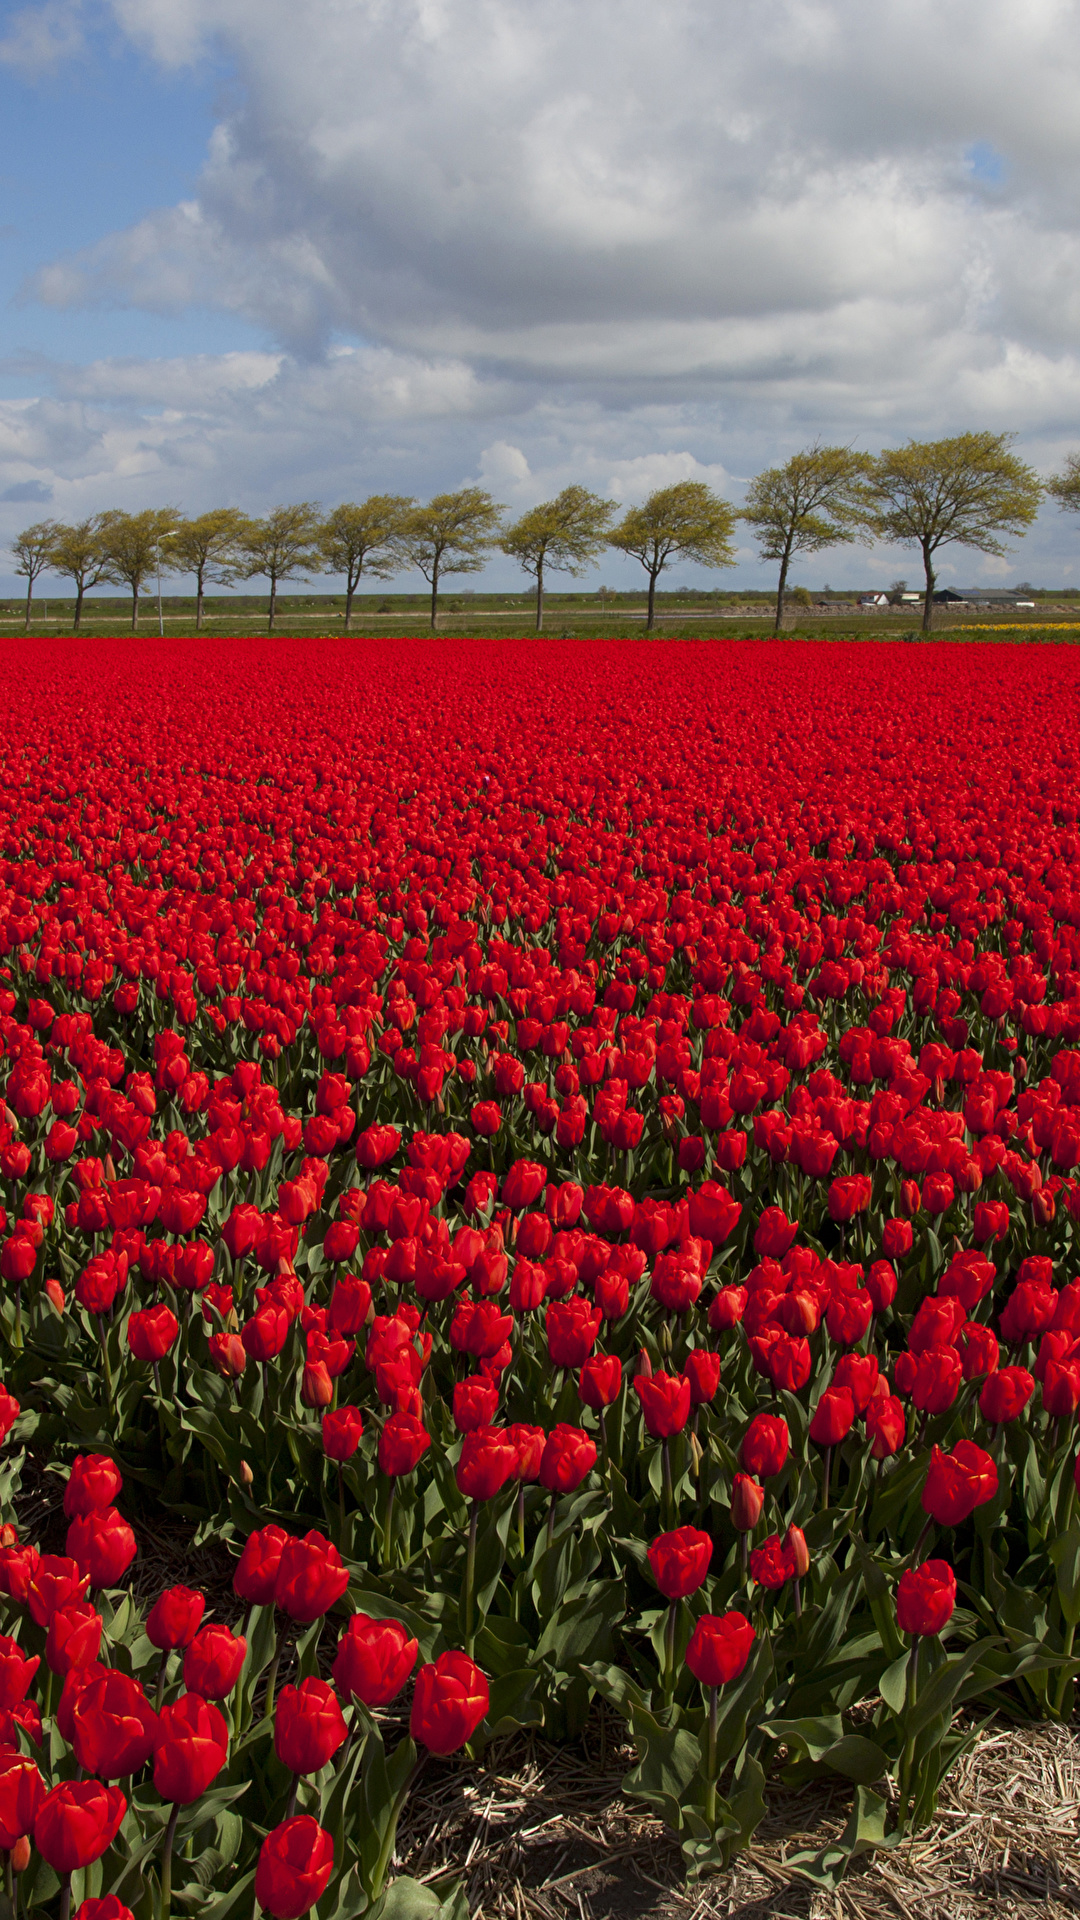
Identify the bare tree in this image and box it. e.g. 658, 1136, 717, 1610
98, 508, 181, 631
871, 434, 1042, 632
397, 490, 504, 630
319, 497, 412, 630
741, 447, 876, 631
235, 504, 324, 633
608, 482, 736, 629
10, 521, 58, 631
45, 519, 110, 632
170, 509, 247, 630
500, 487, 616, 631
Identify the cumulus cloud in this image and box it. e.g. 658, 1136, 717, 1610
0, 0, 83, 73
8, 0, 1080, 581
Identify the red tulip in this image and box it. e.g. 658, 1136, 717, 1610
685, 1611, 755, 1686
146, 1585, 205, 1652
633, 1370, 692, 1438
896, 1559, 956, 1637
647, 1526, 712, 1599
33, 1780, 126, 1873
154, 1693, 229, 1803
233, 1524, 289, 1605
183, 1624, 248, 1700
0, 1751, 43, 1849
255, 1816, 334, 1920
65, 1508, 136, 1589
45, 1602, 101, 1676
740, 1414, 789, 1479
538, 1424, 596, 1493
69, 1669, 158, 1778
922, 1440, 998, 1526
273, 1532, 349, 1623
333, 1614, 418, 1708
63, 1456, 122, 1520
274, 1678, 348, 1775
409, 1650, 489, 1753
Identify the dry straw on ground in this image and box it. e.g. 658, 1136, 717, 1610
396, 1713, 1080, 1920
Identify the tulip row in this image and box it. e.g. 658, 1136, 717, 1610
0, 636, 1073, 1901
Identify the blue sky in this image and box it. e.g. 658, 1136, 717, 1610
4, 0, 1080, 599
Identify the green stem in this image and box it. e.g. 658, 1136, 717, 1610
369, 1751, 425, 1900
662, 1438, 674, 1529
704, 1685, 718, 1827
663, 1601, 677, 1712
97, 1316, 114, 1407
546, 1493, 555, 1549
898, 1639, 920, 1827
382, 1480, 396, 1569
1053, 1616, 1078, 1718
337, 1463, 345, 1539
464, 1501, 478, 1659
263, 1619, 285, 1723
159, 1800, 181, 1920
822, 1445, 832, 1512
155, 1648, 169, 1714
58, 1874, 71, 1920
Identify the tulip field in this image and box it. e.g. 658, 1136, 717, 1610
0, 633, 1076, 1915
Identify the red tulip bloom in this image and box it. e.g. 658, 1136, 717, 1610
183, 1624, 247, 1700
0, 1750, 43, 1850
143, 1585, 204, 1653
233, 1524, 289, 1605
546, 1297, 602, 1369
740, 1414, 789, 1479
0, 1632, 40, 1703
127, 1305, 179, 1363
922, 1441, 998, 1526
633, 1370, 692, 1438
578, 1353, 622, 1409
333, 1614, 418, 1708
647, 1526, 712, 1600
64, 1456, 122, 1520
808, 1386, 855, 1448
538, 1424, 596, 1493
33, 1780, 126, 1873
27, 1555, 90, 1628
69, 1670, 158, 1778
730, 1473, 765, 1531
154, 1693, 229, 1803
45, 1602, 101, 1677
683, 1348, 721, 1408
866, 1392, 906, 1459
896, 1559, 956, 1637
255, 1817, 334, 1920
685, 1612, 755, 1686
979, 1365, 1034, 1425
274, 1678, 348, 1775
273, 1532, 349, 1623
507, 1423, 545, 1482
410, 1651, 489, 1754
378, 1412, 432, 1476
322, 1406, 364, 1460
456, 1427, 518, 1502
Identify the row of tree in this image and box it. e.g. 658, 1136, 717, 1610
10, 433, 1080, 635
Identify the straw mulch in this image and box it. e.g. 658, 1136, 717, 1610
396, 1710, 1080, 1920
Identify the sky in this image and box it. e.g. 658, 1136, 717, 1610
4, 0, 1080, 596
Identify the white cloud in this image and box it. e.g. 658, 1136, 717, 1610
9, 0, 1080, 582
0, 0, 83, 72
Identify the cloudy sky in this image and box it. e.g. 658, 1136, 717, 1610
4, 0, 1080, 594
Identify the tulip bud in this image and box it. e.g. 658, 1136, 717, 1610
784, 1524, 810, 1580
11, 1834, 29, 1873
730, 1473, 764, 1532
239, 1460, 253, 1487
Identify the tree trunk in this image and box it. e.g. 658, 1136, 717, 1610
268, 575, 277, 635
196, 566, 205, 631
23, 581, 32, 632
646, 568, 658, 631
131, 587, 139, 631
344, 582, 354, 632
774, 549, 792, 633
535, 557, 544, 633
921, 546, 936, 633
73, 585, 83, 632
430, 558, 440, 632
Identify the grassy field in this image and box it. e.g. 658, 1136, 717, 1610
4, 590, 1080, 641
